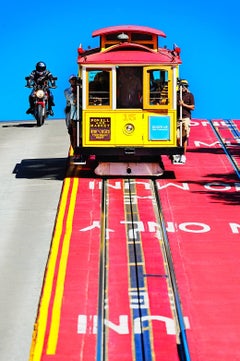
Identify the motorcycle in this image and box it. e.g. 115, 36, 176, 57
25, 77, 57, 126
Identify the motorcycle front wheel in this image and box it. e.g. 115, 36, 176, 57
36, 104, 45, 127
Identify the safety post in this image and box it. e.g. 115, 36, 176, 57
76, 80, 80, 148
179, 84, 183, 147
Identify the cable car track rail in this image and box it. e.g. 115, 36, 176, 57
209, 119, 240, 179
152, 180, 191, 361
96, 178, 108, 361
96, 178, 191, 361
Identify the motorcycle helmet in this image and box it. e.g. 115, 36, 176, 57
36, 61, 46, 73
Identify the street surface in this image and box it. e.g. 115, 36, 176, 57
0, 119, 69, 361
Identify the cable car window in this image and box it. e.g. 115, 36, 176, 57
131, 33, 152, 41
106, 34, 119, 41
149, 69, 169, 105
88, 70, 110, 106
117, 67, 143, 108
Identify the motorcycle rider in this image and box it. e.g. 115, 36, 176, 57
26, 61, 56, 116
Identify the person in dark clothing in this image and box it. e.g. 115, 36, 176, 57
64, 74, 78, 149
26, 61, 56, 116
175, 79, 195, 164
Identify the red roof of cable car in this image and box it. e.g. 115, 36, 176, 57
92, 25, 166, 38
78, 48, 180, 65
77, 25, 181, 65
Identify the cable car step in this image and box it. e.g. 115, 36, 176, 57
94, 162, 164, 177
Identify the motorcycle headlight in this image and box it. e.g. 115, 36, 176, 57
36, 89, 45, 98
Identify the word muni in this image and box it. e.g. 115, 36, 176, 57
77, 291, 190, 335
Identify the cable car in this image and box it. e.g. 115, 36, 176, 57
74, 25, 183, 176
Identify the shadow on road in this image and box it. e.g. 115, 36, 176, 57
13, 158, 68, 180
2, 122, 37, 128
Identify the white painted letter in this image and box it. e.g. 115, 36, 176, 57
134, 316, 176, 335
179, 222, 210, 233
229, 223, 240, 234
129, 291, 149, 309
121, 221, 144, 239
204, 182, 231, 191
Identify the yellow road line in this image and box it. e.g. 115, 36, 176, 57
46, 177, 79, 354
29, 178, 72, 361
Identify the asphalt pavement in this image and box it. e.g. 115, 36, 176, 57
0, 118, 69, 361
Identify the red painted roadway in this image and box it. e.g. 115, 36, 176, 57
160, 119, 240, 360
29, 119, 240, 361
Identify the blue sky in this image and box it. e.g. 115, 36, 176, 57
1, 0, 239, 121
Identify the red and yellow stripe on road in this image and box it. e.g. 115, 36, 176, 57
29, 178, 102, 361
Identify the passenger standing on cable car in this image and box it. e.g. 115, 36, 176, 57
64, 75, 82, 153
176, 79, 195, 164
64, 74, 77, 146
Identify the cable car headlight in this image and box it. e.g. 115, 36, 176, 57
124, 123, 135, 134
36, 89, 45, 98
